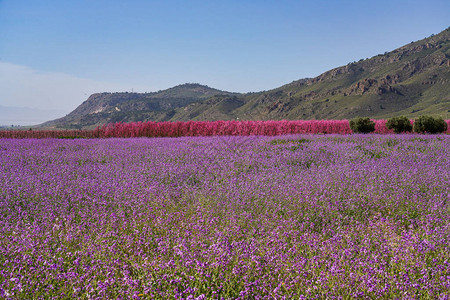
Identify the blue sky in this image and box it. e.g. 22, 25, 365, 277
0, 0, 449, 124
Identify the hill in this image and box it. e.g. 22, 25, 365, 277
42, 28, 450, 128
41, 83, 235, 128
174, 27, 450, 121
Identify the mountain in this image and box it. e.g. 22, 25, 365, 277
41, 83, 236, 128
174, 28, 450, 121
43, 28, 450, 129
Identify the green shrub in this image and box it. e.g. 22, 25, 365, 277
349, 117, 375, 134
386, 116, 412, 133
413, 115, 448, 134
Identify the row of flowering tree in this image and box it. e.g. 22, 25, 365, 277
1, 119, 449, 138
100, 120, 353, 137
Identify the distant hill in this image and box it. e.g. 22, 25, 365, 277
41, 83, 236, 128
0, 105, 65, 126
42, 28, 450, 129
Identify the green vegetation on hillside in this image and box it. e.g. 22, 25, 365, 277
41, 28, 450, 129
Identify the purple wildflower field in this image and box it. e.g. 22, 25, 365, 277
1, 134, 449, 299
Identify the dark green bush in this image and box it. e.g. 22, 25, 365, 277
386, 116, 412, 133
349, 117, 375, 134
413, 115, 447, 134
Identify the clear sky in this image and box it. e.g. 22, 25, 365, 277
0, 0, 449, 124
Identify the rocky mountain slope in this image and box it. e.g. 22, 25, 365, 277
43, 28, 450, 129
175, 27, 450, 121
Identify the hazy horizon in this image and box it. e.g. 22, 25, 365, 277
1, 0, 449, 125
